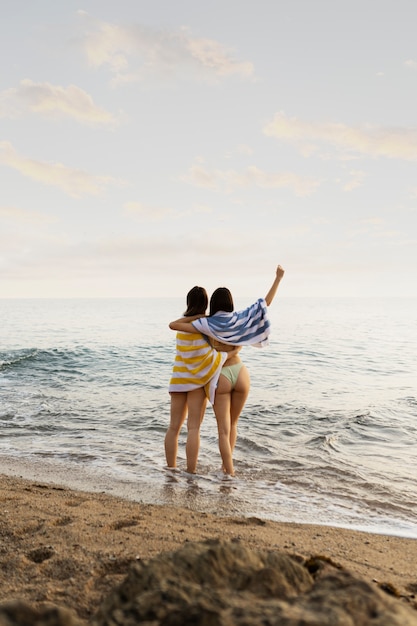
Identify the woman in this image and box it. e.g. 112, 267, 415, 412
169, 265, 285, 476
165, 286, 238, 474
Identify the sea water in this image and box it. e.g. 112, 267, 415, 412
0, 297, 416, 537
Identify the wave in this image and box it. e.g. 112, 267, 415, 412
0, 346, 104, 377
0, 348, 39, 372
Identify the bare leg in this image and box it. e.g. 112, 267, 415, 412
165, 392, 187, 468
185, 388, 207, 473
229, 366, 250, 454
213, 375, 234, 475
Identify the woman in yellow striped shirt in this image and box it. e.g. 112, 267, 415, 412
165, 286, 238, 474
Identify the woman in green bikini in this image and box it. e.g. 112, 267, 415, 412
205, 287, 250, 476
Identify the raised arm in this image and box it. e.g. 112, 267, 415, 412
265, 265, 285, 306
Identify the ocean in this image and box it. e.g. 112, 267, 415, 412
0, 297, 416, 538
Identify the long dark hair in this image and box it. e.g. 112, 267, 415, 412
209, 287, 234, 316
184, 286, 208, 316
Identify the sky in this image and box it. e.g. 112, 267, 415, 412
1, 0, 416, 299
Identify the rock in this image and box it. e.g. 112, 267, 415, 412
92, 539, 417, 626
0, 601, 82, 626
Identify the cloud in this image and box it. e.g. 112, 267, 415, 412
1, 232, 235, 281
124, 201, 176, 221
124, 201, 212, 221
0, 205, 55, 223
0, 141, 125, 197
350, 221, 402, 242
224, 144, 253, 159
0, 80, 119, 126
264, 112, 417, 161
359, 217, 385, 226
181, 163, 321, 197
404, 59, 417, 70
343, 170, 366, 192
78, 15, 254, 84
236, 144, 253, 156
184, 32, 253, 78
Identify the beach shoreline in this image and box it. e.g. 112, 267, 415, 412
2, 453, 417, 540
1, 472, 416, 622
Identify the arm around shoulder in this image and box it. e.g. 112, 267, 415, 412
169, 313, 205, 331
265, 265, 285, 306
169, 319, 198, 332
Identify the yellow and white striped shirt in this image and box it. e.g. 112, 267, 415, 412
169, 331, 227, 404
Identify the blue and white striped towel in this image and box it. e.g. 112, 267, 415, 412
192, 298, 270, 347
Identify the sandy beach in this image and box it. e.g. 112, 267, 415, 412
0, 473, 416, 623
